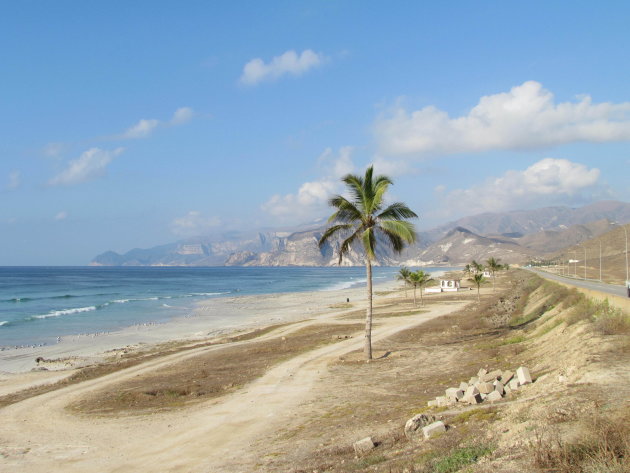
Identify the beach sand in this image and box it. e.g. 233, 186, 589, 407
0, 273, 472, 473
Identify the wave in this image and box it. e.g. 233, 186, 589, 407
2, 297, 33, 303
188, 292, 229, 297
321, 278, 367, 292
30, 306, 97, 320
0, 320, 8, 326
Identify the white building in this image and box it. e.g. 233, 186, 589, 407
425, 279, 461, 293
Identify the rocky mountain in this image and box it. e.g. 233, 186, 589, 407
91, 201, 630, 267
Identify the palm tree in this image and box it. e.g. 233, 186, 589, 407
463, 263, 473, 276
471, 260, 484, 274
318, 166, 418, 360
470, 273, 486, 302
408, 270, 433, 306
396, 266, 412, 300
485, 257, 503, 292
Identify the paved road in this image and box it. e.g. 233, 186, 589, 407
526, 268, 629, 299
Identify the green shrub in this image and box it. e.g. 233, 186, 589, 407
432, 445, 492, 473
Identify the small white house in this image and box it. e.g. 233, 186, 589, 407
425, 279, 461, 293
482, 270, 492, 278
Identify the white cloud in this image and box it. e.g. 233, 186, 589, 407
170, 211, 221, 237
6, 170, 20, 190
240, 49, 326, 86
440, 158, 606, 216
54, 211, 68, 221
170, 107, 194, 125
49, 147, 124, 186
120, 107, 195, 139
121, 118, 160, 139
375, 81, 630, 156
262, 147, 354, 219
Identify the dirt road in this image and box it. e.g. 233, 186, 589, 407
0, 301, 465, 473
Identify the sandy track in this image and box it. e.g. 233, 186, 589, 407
0, 302, 464, 473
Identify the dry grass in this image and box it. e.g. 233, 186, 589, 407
530, 409, 630, 473
69, 323, 363, 415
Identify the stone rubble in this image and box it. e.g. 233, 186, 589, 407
427, 365, 533, 408
353, 436, 375, 455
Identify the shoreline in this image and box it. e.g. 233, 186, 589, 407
0, 276, 412, 374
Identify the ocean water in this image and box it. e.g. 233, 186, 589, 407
0, 266, 453, 347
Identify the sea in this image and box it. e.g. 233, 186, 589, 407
0, 266, 453, 348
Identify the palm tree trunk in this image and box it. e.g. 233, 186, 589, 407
492, 273, 496, 292
413, 285, 417, 307
364, 258, 373, 360
477, 284, 481, 302
419, 285, 424, 306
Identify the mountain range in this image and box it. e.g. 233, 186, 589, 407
91, 200, 630, 267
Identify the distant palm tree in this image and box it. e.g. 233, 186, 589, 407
318, 166, 418, 360
471, 260, 484, 274
463, 263, 473, 276
470, 273, 486, 302
485, 257, 503, 292
397, 266, 412, 299
408, 270, 433, 306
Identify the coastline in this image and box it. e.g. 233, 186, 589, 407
0, 276, 409, 374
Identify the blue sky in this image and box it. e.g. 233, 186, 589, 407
1, 1, 630, 265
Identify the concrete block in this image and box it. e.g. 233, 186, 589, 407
508, 379, 519, 390
468, 377, 478, 386
517, 366, 532, 385
436, 396, 448, 407
487, 390, 503, 402
482, 370, 502, 382
427, 399, 437, 407
405, 414, 437, 440
459, 381, 469, 391
445, 387, 459, 400
477, 382, 494, 394
464, 385, 479, 398
354, 437, 375, 455
504, 385, 512, 395
494, 381, 505, 396
463, 393, 482, 404
500, 370, 514, 384
480, 393, 488, 401
422, 421, 446, 439
477, 368, 487, 378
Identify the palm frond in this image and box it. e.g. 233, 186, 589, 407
338, 226, 363, 264
341, 174, 366, 212
378, 220, 417, 244
361, 226, 376, 260
377, 202, 418, 221
318, 224, 353, 248
328, 196, 362, 223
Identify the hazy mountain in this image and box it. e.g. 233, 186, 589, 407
91, 201, 630, 267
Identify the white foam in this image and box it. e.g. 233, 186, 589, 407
0, 321, 8, 326
32, 306, 97, 319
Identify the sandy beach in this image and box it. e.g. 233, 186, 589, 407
0, 273, 472, 473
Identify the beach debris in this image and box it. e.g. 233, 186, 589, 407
353, 436, 376, 455
404, 414, 437, 441
426, 366, 534, 408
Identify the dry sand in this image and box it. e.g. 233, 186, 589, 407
0, 277, 467, 473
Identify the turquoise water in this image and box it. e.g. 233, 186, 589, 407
0, 266, 453, 347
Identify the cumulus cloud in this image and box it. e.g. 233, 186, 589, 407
43, 142, 65, 157
170, 211, 221, 237
6, 170, 20, 190
54, 211, 68, 221
49, 147, 124, 186
240, 49, 326, 86
261, 147, 354, 219
120, 107, 194, 139
440, 158, 606, 216
375, 81, 630, 156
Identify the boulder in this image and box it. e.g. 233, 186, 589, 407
353, 437, 376, 455
404, 414, 437, 440
422, 421, 446, 439
517, 367, 532, 385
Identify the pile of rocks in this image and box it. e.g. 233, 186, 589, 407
428, 366, 532, 407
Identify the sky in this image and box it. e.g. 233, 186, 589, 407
1, 1, 630, 265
